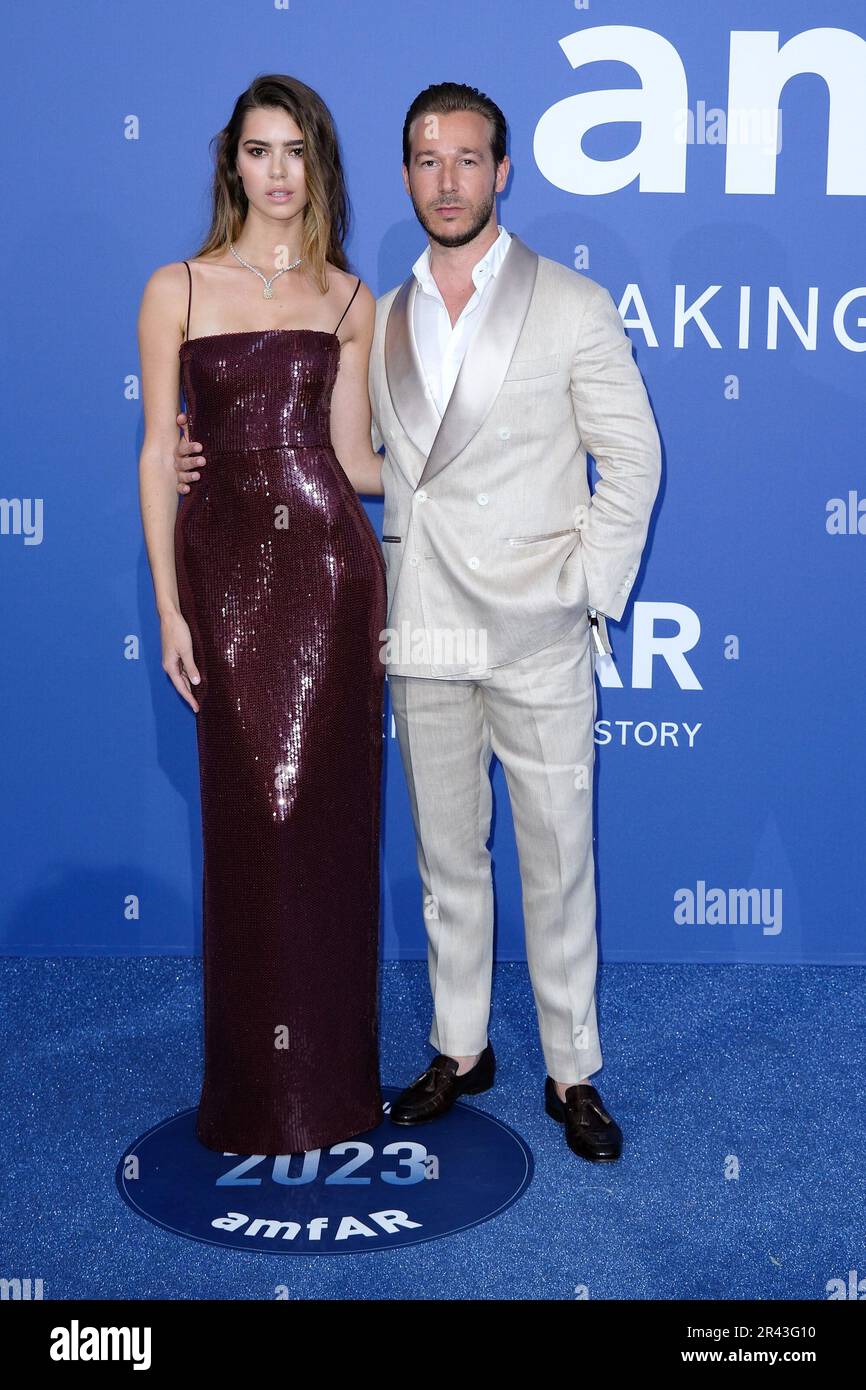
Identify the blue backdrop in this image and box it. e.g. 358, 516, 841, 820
3, 0, 864, 963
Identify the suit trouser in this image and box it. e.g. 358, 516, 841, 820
387, 612, 602, 1084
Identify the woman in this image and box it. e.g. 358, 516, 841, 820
137, 74, 386, 1156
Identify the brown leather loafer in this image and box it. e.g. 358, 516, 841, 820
389, 1042, 496, 1125
544, 1076, 623, 1161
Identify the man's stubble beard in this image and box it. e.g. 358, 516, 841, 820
409, 185, 496, 249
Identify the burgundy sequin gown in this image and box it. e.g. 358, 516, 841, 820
174, 281, 386, 1155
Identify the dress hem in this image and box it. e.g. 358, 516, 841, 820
194, 1101, 385, 1157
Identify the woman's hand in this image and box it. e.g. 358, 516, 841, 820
161, 610, 202, 712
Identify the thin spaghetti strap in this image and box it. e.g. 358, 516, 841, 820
183, 260, 192, 341
334, 276, 361, 335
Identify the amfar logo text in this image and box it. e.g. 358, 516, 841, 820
535, 26, 866, 195
597, 602, 702, 689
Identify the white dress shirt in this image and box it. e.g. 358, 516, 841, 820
411, 224, 512, 417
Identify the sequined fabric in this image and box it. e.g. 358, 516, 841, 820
174, 328, 386, 1155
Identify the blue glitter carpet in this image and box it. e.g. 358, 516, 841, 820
3, 958, 863, 1299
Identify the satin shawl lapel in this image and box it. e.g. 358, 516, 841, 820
383, 233, 540, 491
383, 276, 441, 485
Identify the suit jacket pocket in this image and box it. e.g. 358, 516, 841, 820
505, 527, 577, 546
503, 352, 561, 381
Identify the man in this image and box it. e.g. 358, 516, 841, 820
175, 83, 661, 1163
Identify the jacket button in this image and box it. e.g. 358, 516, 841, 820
498, 427, 511, 440
416, 490, 428, 502
468, 556, 480, 569
476, 493, 489, 506
409, 556, 419, 567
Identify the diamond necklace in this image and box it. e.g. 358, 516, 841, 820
229, 242, 303, 298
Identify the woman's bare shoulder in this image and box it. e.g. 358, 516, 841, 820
148, 250, 226, 286
327, 263, 374, 315
140, 254, 227, 320
139, 258, 190, 309
143, 259, 190, 289
139, 259, 211, 342
327, 262, 370, 293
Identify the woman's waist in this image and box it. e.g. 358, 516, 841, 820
188, 422, 333, 457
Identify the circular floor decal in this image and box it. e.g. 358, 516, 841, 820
116, 1087, 533, 1254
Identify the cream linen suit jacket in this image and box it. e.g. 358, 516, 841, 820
368, 233, 661, 678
